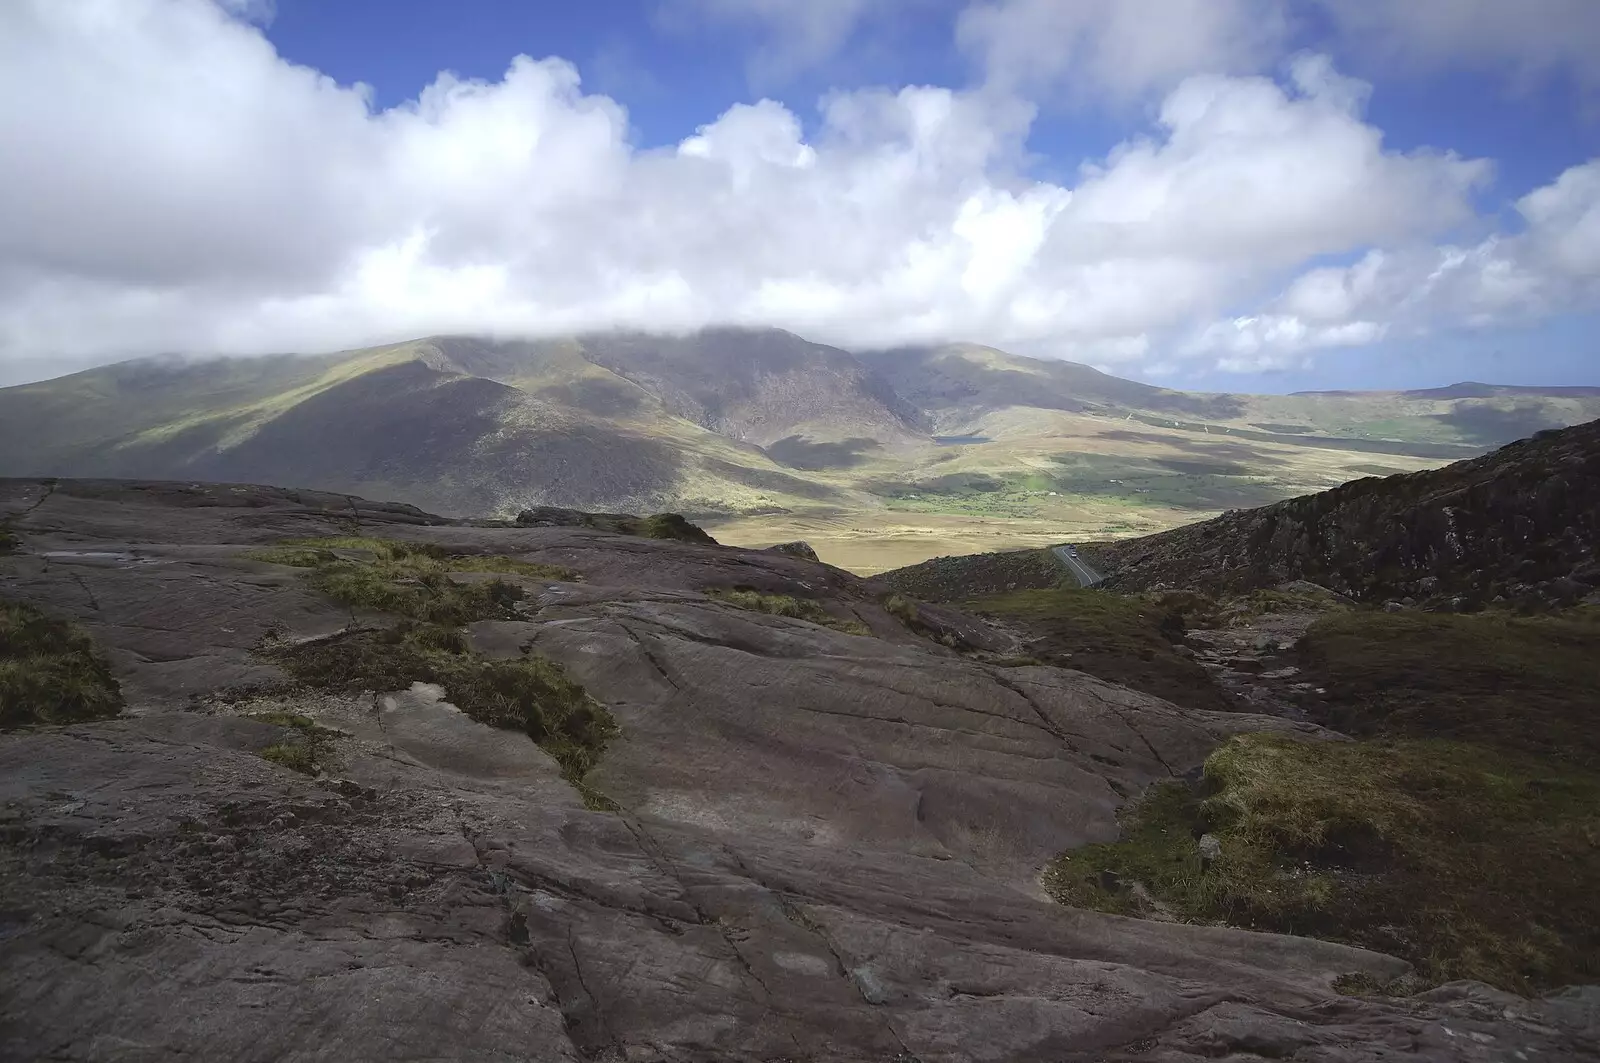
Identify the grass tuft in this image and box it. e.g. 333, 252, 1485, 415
1298, 607, 1600, 768
638, 513, 717, 543
707, 588, 871, 636
0, 522, 19, 555
0, 600, 124, 727
1044, 732, 1600, 994
260, 741, 318, 775
248, 535, 578, 626
968, 587, 1231, 711
247, 711, 344, 776
267, 622, 618, 788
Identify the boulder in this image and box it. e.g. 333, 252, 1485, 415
762, 540, 821, 562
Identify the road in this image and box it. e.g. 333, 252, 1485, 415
1052, 545, 1106, 588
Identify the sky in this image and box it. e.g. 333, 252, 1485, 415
0, 0, 1597, 392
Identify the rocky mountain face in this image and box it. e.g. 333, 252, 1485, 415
858, 343, 1250, 426
5, 331, 1600, 533
1087, 418, 1600, 607
4, 477, 1595, 1061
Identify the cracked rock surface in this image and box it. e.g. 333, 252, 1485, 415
3, 478, 1596, 1062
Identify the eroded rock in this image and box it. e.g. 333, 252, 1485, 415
1, 478, 1595, 1062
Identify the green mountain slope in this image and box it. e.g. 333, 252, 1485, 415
3, 329, 1597, 570
861, 343, 1600, 453
0, 336, 856, 517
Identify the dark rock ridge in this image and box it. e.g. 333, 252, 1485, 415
1088, 418, 1600, 606
879, 547, 1064, 604
762, 540, 821, 562
2, 478, 1596, 1061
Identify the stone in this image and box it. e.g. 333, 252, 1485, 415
1198, 834, 1223, 864
763, 540, 821, 563
2, 478, 1595, 1062
1383, 601, 1406, 613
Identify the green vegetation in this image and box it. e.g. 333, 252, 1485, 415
515, 508, 717, 544
249, 711, 343, 776
1044, 733, 1600, 993
268, 622, 617, 804
0, 522, 19, 555
1299, 607, 1600, 768
249, 535, 577, 626
1136, 585, 1353, 632
707, 588, 871, 636
881, 593, 961, 648
260, 741, 318, 774
968, 588, 1231, 711
638, 513, 717, 543
248, 535, 616, 807
880, 547, 1066, 604
875, 453, 1289, 518
0, 600, 124, 727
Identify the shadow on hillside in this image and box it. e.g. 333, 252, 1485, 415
765, 435, 883, 471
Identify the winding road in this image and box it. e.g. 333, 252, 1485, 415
1052, 544, 1106, 588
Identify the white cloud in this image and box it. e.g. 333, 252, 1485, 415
0, 0, 1577, 385
1188, 159, 1600, 364
1317, 0, 1600, 93
217, 0, 275, 24
957, 0, 1290, 102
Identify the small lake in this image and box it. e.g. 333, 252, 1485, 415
933, 435, 992, 446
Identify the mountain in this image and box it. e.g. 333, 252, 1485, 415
863, 343, 1600, 451
1085, 417, 1600, 608
858, 342, 1251, 424
3, 329, 1598, 572
4, 477, 1596, 1059
883, 417, 1600, 611
0, 334, 872, 518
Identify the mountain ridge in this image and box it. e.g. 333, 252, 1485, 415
4, 329, 1598, 571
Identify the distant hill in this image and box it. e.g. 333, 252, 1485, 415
881, 418, 1600, 609
1086, 418, 1600, 607
3, 330, 1597, 557
0, 335, 859, 517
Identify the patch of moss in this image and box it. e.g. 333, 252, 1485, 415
881, 593, 962, 648
269, 622, 618, 790
1228, 586, 1352, 620
1298, 607, 1600, 768
0, 600, 124, 727
1044, 733, 1600, 993
637, 513, 717, 544
515, 508, 717, 545
968, 587, 1232, 711
260, 741, 319, 775
707, 588, 871, 636
248, 712, 344, 776
247, 535, 577, 625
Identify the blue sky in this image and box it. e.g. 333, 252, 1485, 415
0, 0, 1597, 392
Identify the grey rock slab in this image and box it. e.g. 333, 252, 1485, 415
3, 480, 1596, 1062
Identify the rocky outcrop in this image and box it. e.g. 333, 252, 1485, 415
879, 547, 1064, 603
1088, 418, 1600, 605
762, 539, 820, 562
3, 478, 1596, 1062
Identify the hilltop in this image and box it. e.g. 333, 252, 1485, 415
4, 330, 1598, 572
